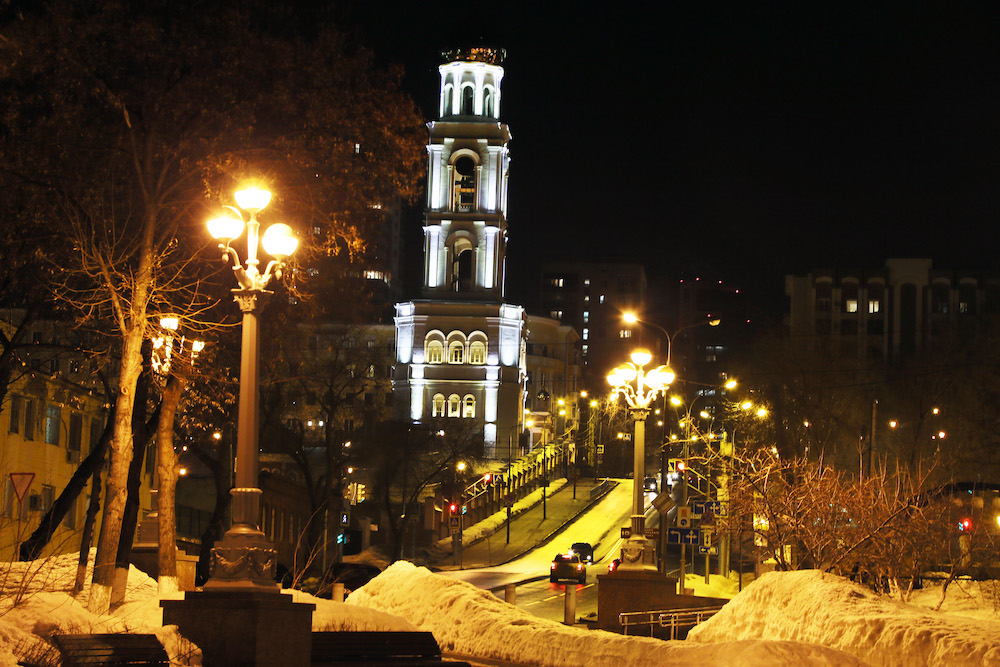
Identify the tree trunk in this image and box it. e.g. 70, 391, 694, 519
75, 449, 107, 595
110, 343, 152, 605
89, 328, 146, 614
156, 374, 186, 593
19, 403, 115, 561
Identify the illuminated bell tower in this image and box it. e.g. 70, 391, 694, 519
394, 47, 526, 461
422, 47, 510, 298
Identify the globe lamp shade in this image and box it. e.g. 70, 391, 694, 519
208, 215, 245, 242
234, 187, 272, 212
262, 223, 298, 258
630, 349, 652, 367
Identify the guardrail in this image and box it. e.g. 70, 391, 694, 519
619, 605, 726, 639
589, 478, 616, 500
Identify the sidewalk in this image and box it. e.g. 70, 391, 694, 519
431, 477, 613, 571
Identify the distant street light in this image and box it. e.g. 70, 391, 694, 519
203, 185, 298, 591
607, 348, 674, 570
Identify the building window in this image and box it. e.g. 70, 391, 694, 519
583, 279, 590, 286
817, 298, 831, 312
583, 311, 589, 323
549, 277, 564, 288
448, 341, 465, 364
432, 394, 446, 417
8, 395, 21, 434
581, 328, 589, 341
581, 344, 589, 356
448, 394, 461, 417
426, 340, 444, 364
463, 395, 476, 418
583, 295, 589, 303
619, 329, 632, 338
846, 300, 858, 313
469, 341, 486, 365
599, 295, 605, 304
868, 300, 880, 314
23, 399, 35, 441
68, 413, 83, 458
549, 310, 563, 319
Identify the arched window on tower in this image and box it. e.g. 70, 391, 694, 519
448, 394, 461, 417
461, 84, 475, 115
453, 155, 477, 212
432, 394, 446, 417
453, 245, 473, 292
469, 341, 486, 365
426, 340, 444, 364
463, 395, 476, 418
448, 341, 465, 364
483, 86, 495, 117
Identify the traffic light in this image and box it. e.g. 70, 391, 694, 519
958, 517, 972, 532
676, 460, 686, 473
448, 502, 458, 514
483, 473, 492, 484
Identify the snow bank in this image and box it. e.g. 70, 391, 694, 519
687, 570, 1000, 667
346, 561, 864, 666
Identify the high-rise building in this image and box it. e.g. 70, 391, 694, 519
393, 48, 526, 461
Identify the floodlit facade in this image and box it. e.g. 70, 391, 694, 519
394, 48, 527, 461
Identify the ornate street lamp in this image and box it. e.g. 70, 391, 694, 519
204, 185, 298, 591
607, 349, 674, 569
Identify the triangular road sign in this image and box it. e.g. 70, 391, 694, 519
9, 472, 34, 502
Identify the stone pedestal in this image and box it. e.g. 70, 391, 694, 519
161, 591, 314, 666
596, 569, 677, 632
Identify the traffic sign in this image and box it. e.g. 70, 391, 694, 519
677, 505, 692, 528
449, 516, 461, 535
667, 527, 700, 545
596, 445, 605, 454
621, 527, 661, 540
651, 492, 675, 515
8, 473, 34, 502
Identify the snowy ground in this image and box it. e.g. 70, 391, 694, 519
2, 550, 999, 666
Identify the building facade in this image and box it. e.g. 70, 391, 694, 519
785, 258, 1000, 362
535, 261, 647, 385
393, 48, 527, 461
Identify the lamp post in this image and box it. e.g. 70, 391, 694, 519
607, 349, 674, 570
204, 186, 298, 591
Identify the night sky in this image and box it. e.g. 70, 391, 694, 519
348, 3, 1000, 316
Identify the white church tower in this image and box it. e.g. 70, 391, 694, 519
394, 47, 526, 461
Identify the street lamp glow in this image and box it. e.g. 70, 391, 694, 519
261, 223, 298, 259
234, 186, 272, 212
457, 461, 467, 472
724, 379, 737, 390
607, 346, 674, 571
757, 408, 768, 417
670, 396, 682, 406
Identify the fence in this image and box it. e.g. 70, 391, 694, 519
619, 605, 726, 639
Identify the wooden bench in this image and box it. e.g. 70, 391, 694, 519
51, 634, 168, 666
311, 631, 471, 666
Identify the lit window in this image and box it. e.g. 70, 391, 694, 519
426, 341, 444, 364
619, 329, 632, 338
960, 301, 969, 314
449, 341, 465, 364
448, 394, 461, 417
582, 344, 589, 355
550, 278, 564, 288
469, 341, 486, 364
846, 300, 858, 313
583, 311, 589, 323
583, 295, 590, 302
550, 310, 563, 319
868, 300, 880, 314
599, 295, 605, 304
463, 395, 476, 418
432, 394, 446, 417
582, 328, 589, 340
45, 405, 60, 445
584, 279, 591, 286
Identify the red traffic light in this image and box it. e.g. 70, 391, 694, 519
958, 517, 972, 532
483, 473, 492, 484
676, 460, 686, 473
449, 503, 458, 514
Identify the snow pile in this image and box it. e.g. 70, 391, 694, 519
687, 570, 1000, 666
0, 551, 414, 667
347, 560, 864, 666
0, 551, 192, 666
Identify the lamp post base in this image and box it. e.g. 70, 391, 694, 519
617, 535, 658, 571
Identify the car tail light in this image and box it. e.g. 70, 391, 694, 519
577, 565, 583, 571
550, 563, 556, 570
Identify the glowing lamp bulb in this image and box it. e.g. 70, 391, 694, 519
262, 223, 298, 258
235, 187, 271, 212
208, 215, 245, 242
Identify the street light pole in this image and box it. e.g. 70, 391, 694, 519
204, 186, 298, 591
607, 349, 674, 570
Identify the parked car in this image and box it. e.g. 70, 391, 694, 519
571, 542, 594, 564
550, 553, 587, 584
608, 557, 621, 573
644, 475, 658, 492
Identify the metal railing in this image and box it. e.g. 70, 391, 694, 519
619, 605, 726, 639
